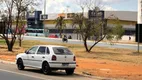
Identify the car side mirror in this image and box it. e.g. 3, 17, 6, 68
25, 50, 28, 54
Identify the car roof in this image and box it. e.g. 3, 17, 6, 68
34, 45, 66, 48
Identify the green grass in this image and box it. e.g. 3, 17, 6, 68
0, 39, 6, 44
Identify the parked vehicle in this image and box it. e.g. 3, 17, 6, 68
16, 45, 76, 75
26, 29, 45, 36
48, 34, 58, 38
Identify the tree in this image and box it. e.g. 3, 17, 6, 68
13, 0, 34, 47
0, 0, 16, 51
55, 16, 66, 38
72, 13, 107, 52
16, 18, 26, 47
106, 15, 125, 43
0, 0, 38, 51
72, 0, 124, 52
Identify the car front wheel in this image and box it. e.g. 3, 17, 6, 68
17, 59, 25, 70
42, 62, 51, 75
65, 69, 74, 75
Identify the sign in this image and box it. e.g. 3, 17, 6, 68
88, 10, 104, 20
138, 0, 142, 24
28, 8, 35, 18
40, 14, 48, 20
67, 13, 75, 18
58, 13, 65, 18
28, 12, 35, 18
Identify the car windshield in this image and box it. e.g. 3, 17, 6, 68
53, 47, 73, 55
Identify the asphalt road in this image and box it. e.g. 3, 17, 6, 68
24, 36, 142, 50
0, 63, 115, 80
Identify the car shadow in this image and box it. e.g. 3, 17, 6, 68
23, 68, 84, 78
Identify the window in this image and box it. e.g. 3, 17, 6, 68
28, 46, 38, 54
37, 46, 46, 55
53, 47, 73, 55
46, 47, 50, 54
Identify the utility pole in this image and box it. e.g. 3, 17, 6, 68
137, 0, 142, 53
44, 0, 46, 15
138, 24, 140, 53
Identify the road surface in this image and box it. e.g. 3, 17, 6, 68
24, 36, 142, 50
0, 62, 119, 80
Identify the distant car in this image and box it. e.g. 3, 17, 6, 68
48, 34, 58, 38
16, 45, 76, 75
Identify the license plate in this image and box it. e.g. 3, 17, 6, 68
62, 63, 69, 66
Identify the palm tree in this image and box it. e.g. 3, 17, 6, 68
55, 16, 66, 38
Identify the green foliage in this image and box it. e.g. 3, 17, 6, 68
113, 24, 125, 40
55, 16, 66, 37
106, 19, 125, 42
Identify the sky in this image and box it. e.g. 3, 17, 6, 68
34, 0, 138, 14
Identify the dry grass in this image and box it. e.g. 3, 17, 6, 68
0, 40, 142, 64
73, 47, 142, 64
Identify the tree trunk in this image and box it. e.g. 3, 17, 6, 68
19, 39, 21, 47
5, 39, 14, 51
18, 35, 22, 47
83, 37, 89, 52
4, 36, 16, 51
88, 35, 106, 52
7, 43, 13, 51
59, 31, 62, 38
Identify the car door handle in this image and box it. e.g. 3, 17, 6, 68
42, 56, 45, 58
32, 56, 34, 58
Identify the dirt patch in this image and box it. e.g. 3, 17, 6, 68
76, 58, 142, 80
0, 55, 15, 62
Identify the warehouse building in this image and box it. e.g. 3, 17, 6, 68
26, 11, 137, 41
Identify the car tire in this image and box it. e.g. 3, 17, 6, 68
42, 62, 51, 75
65, 69, 74, 75
17, 58, 25, 70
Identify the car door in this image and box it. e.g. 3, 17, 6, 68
34, 46, 47, 68
27, 46, 39, 67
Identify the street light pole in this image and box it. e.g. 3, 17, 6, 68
138, 24, 140, 53
137, 0, 142, 53
44, 0, 46, 15
43, 0, 47, 37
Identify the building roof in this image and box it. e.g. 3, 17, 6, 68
105, 11, 137, 22
47, 11, 137, 22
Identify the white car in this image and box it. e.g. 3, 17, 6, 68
16, 45, 76, 75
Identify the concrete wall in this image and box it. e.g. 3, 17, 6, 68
121, 35, 135, 41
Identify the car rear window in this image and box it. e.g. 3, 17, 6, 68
53, 47, 73, 55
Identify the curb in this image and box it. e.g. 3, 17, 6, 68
0, 60, 15, 65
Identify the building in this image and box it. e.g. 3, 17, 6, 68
26, 11, 137, 41
43, 11, 136, 40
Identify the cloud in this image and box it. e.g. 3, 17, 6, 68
102, 0, 125, 3
103, 5, 117, 11
34, 0, 117, 14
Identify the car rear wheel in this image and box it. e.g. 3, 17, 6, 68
65, 69, 74, 75
17, 59, 25, 70
42, 62, 51, 75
